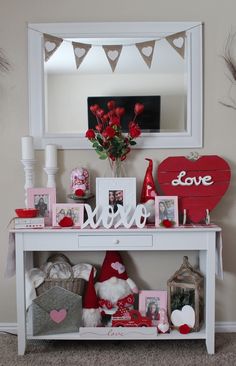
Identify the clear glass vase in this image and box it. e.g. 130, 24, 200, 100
107, 158, 126, 177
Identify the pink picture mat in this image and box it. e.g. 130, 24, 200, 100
155, 196, 179, 227
139, 290, 167, 317
52, 203, 84, 227
27, 187, 56, 226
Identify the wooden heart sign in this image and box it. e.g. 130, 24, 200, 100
157, 155, 231, 223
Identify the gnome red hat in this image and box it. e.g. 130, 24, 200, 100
83, 268, 99, 309
97, 251, 138, 293
140, 158, 157, 203
98, 251, 128, 283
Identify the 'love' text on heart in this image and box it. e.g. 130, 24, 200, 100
171, 170, 214, 186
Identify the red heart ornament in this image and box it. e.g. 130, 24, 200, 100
157, 155, 231, 223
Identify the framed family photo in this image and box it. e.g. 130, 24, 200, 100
52, 203, 84, 227
96, 177, 136, 218
27, 187, 56, 226
139, 290, 167, 326
155, 196, 179, 227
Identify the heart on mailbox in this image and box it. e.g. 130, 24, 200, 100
50, 309, 67, 324
157, 155, 231, 223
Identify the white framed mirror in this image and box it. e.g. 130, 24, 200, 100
28, 21, 202, 149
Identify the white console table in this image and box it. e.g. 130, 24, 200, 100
12, 225, 221, 355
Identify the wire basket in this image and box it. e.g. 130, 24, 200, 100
36, 261, 85, 297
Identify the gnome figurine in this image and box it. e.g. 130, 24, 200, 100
140, 158, 157, 223
95, 251, 138, 324
82, 268, 102, 327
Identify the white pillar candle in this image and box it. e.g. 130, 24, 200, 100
45, 144, 57, 168
21, 136, 35, 160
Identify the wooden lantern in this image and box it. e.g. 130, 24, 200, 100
167, 256, 204, 331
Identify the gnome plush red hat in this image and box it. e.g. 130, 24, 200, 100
97, 251, 138, 293
140, 158, 157, 203
82, 268, 101, 327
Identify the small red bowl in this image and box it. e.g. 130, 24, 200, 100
15, 208, 38, 218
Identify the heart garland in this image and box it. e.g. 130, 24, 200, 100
103, 45, 122, 72
43, 33, 63, 62
135, 40, 156, 68
72, 41, 91, 69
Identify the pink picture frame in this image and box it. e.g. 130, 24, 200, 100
155, 196, 179, 227
27, 187, 56, 226
52, 203, 84, 227
139, 290, 167, 326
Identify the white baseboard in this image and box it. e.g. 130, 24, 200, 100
0, 322, 236, 335
0, 323, 17, 334
215, 322, 236, 333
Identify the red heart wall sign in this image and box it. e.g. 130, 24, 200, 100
157, 155, 231, 223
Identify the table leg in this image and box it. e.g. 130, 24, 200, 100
205, 232, 216, 355
15, 233, 26, 355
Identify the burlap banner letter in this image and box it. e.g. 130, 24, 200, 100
165, 31, 186, 59
72, 42, 92, 69
44, 33, 63, 62
135, 40, 156, 69
103, 45, 123, 72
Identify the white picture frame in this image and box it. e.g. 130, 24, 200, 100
155, 196, 179, 227
96, 177, 136, 219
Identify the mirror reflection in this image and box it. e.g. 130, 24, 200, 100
44, 37, 187, 135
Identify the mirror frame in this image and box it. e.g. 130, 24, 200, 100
28, 21, 203, 149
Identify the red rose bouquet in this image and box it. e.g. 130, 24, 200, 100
85, 100, 143, 170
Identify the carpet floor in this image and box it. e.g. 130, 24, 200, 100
0, 333, 236, 366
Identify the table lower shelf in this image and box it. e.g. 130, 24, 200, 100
27, 326, 206, 341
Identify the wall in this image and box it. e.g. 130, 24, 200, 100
0, 0, 236, 324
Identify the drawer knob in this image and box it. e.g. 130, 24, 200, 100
113, 239, 120, 245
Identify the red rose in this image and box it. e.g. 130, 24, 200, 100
85, 129, 95, 139
90, 104, 99, 114
134, 103, 144, 115
109, 116, 120, 126
95, 124, 102, 132
129, 122, 141, 138
75, 189, 85, 197
96, 109, 105, 118
162, 219, 173, 228
107, 100, 116, 110
103, 126, 116, 138
115, 107, 125, 117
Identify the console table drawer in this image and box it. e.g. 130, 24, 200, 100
78, 234, 153, 248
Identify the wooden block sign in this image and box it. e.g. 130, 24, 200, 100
157, 155, 231, 223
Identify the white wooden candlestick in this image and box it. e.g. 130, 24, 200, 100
21, 159, 36, 207
44, 166, 58, 188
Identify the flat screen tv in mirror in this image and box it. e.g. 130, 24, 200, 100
28, 22, 202, 149
87, 96, 161, 133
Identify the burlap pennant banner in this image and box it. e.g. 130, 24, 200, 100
102, 45, 123, 72
44, 33, 63, 62
165, 31, 186, 59
72, 41, 92, 69
135, 40, 156, 69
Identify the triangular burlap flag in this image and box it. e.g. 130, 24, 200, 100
165, 31, 186, 59
135, 40, 156, 69
72, 41, 91, 69
44, 33, 63, 62
102, 45, 122, 72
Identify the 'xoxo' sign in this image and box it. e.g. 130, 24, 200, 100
82, 204, 150, 229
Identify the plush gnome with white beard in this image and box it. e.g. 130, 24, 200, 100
82, 267, 102, 327
95, 251, 138, 322
140, 158, 157, 223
